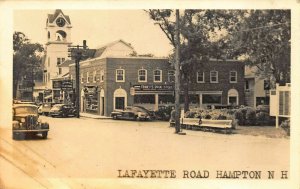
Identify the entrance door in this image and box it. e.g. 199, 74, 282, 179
101, 97, 105, 116
115, 97, 125, 110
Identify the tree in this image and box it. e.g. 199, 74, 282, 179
146, 9, 243, 111
225, 10, 291, 85
13, 32, 44, 99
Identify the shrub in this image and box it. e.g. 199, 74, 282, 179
256, 111, 270, 126
245, 108, 256, 125
280, 119, 290, 136
234, 109, 244, 125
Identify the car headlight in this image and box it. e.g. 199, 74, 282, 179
21, 118, 25, 123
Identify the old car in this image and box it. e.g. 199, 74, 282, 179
38, 103, 53, 116
49, 104, 76, 117
110, 106, 151, 121
12, 103, 49, 140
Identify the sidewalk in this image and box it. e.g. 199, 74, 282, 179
80, 112, 112, 119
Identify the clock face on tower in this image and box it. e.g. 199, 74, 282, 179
56, 17, 66, 27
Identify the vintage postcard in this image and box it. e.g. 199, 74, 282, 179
0, 0, 299, 189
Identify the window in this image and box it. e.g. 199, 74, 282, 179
210, 71, 218, 83
81, 73, 84, 83
116, 69, 125, 82
197, 72, 205, 83
100, 70, 104, 82
48, 72, 50, 82
245, 80, 249, 90
230, 71, 237, 83
62, 58, 65, 63
48, 57, 50, 67
87, 72, 90, 83
154, 69, 162, 82
58, 68, 62, 75
202, 94, 222, 104
279, 91, 290, 116
93, 71, 97, 83
57, 58, 61, 65
168, 70, 175, 83
138, 69, 147, 82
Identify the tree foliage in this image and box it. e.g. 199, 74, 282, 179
13, 31, 44, 98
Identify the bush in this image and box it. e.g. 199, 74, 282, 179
280, 119, 290, 136
256, 111, 270, 126
234, 109, 245, 125
245, 108, 256, 125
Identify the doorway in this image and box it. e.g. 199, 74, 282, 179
115, 97, 125, 110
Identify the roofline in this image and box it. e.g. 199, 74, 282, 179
69, 56, 169, 67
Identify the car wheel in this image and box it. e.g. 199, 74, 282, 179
42, 132, 48, 139
113, 115, 117, 120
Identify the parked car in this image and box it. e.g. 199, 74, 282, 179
49, 104, 76, 117
12, 103, 49, 140
110, 106, 151, 121
38, 103, 53, 116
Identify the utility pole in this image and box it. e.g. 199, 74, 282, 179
175, 9, 182, 134
68, 40, 88, 118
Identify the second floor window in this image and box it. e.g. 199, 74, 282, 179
197, 72, 205, 83
168, 70, 175, 82
58, 68, 62, 75
230, 71, 237, 83
210, 71, 218, 83
87, 72, 90, 83
116, 69, 125, 82
56, 57, 65, 65
154, 69, 162, 82
93, 71, 97, 83
138, 69, 147, 82
100, 70, 104, 82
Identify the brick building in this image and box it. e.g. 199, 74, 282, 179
69, 40, 245, 116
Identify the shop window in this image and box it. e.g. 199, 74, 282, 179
138, 69, 147, 82
158, 95, 174, 104
189, 95, 199, 104
210, 71, 218, 83
230, 71, 237, 83
168, 70, 175, 83
197, 72, 205, 83
202, 94, 222, 104
154, 69, 162, 82
116, 69, 125, 82
134, 95, 155, 104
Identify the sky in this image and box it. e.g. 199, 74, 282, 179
14, 9, 173, 57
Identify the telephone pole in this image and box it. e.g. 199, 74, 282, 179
68, 40, 88, 118
175, 9, 182, 134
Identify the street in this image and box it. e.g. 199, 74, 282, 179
0, 116, 289, 188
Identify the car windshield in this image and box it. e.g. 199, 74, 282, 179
14, 107, 37, 115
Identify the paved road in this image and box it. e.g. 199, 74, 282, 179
0, 116, 289, 188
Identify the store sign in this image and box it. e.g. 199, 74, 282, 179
61, 80, 73, 90
133, 85, 174, 91
52, 80, 73, 90
52, 81, 62, 89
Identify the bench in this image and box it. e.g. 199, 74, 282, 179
180, 118, 233, 134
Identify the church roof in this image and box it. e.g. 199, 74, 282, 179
93, 39, 134, 58
47, 9, 71, 24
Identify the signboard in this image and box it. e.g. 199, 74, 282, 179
52, 81, 62, 89
61, 80, 73, 90
133, 85, 174, 91
52, 80, 73, 90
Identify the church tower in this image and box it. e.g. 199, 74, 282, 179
43, 9, 72, 88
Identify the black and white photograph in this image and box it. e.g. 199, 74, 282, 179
0, 1, 299, 189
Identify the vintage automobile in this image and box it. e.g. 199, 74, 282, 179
12, 104, 49, 140
38, 103, 53, 116
110, 106, 152, 121
49, 104, 77, 117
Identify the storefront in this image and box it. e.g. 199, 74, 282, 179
131, 84, 174, 111
82, 86, 99, 114
52, 79, 74, 104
